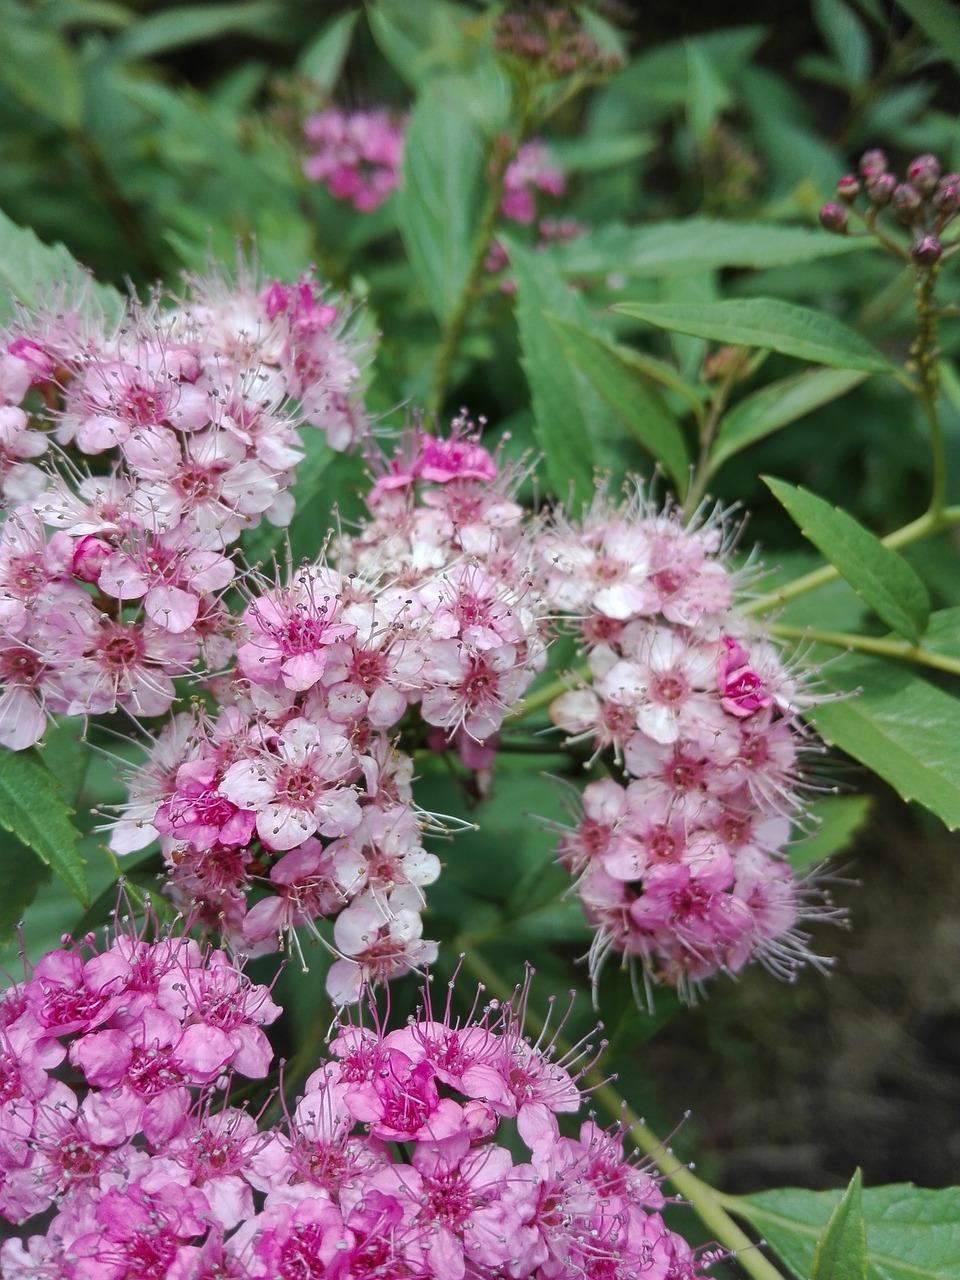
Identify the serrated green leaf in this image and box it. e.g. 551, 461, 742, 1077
0, 206, 125, 327
298, 11, 359, 91
765, 479, 929, 642
108, 3, 282, 61
0, 831, 51, 937
543, 219, 870, 281
0, 751, 88, 904
811, 1169, 868, 1280
395, 80, 485, 324
509, 242, 621, 507
790, 796, 873, 870
36, 719, 89, 806
612, 299, 891, 373
732, 1182, 960, 1280
0, 20, 84, 130
547, 315, 690, 492
894, 0, 960, 73
809, 655, 960, 830
711, 368, 867, 472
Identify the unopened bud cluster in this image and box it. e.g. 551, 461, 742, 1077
494, 4, 624, 80
821, 148, 960, 267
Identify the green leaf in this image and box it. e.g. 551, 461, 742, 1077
813, 0, 872, 84
0, 205, 125, 327
914, 607, 960, 659
764, 479, 930, 642
37, 719, 89, 806
612, 299, 891, 373
811, 1170, 868, 1280
894, 0, 960, 74
298, 11, 358, 91
686, 39, 730, 144
733, 1182, 960, 1280
0, 831, 51, 937
108, 3, 282, 61
547, 316, 690, 491
0, 751, 88, 904
395, 80, 485, 324
810, 655, 960, 831
367, 0, 473, 87
543, 219, 870, 281
0, 19, 84, 130
790, 795, 873, 870
711, 368, 868, 471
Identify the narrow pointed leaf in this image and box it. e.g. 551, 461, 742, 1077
895, 0, 960, 74
396, 81, 485, 323
298, 11, 358, 90
547, 316, 690, 490
809, 655, 960, 830
811, 1170, 867, 1280
544, 219, 870, 280
0, 751, 88, 904
732, 1182, 960, 1280
612, 299, 891, 372
711, 368, 867, 471
765, 478, 929, 642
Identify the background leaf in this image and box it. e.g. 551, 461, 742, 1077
894, 0, 960, 73
542, 219, 870, 280
790, 796, 873, 870
612, 299, 892, 373
0, 205, 125, 325
711, 368, 868, 472
732, 1182, 960, 1280
547, 316, 691, 492
764, 478, 930, 642
396, 78, 485, 324
809, 655, 960, 831
0, 751, 88, 904
297, 11, 359, 91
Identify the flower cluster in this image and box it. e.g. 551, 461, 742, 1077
537, 486, 831, 1001
820, 148, 960, 268
109, 420, 548, 1002
0, 923, 279, 1251
500, 141, 566, 226
0, 272, 368, 750
2, 941, 712, 1280
302, 107, 406, 212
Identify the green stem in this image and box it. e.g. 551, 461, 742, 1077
741, 505, 960, 616
769, 623, 960, 676
457, 946, 790, 1280
684, 354, 753, 519
506, 666, 590, 723
910, 264, 947, 519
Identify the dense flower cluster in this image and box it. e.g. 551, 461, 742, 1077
1, 938, 713, 1280
500, 141, 566, 225
109, 420, 548, 1001
0, 272, 368, 749
302, 107, 406, 212
537, 486, 831, 1001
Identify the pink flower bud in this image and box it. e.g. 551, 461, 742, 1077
866, 172, 896, 207
932, 180, 960, 216
835, 174, 860, 203
819, 202, 848, 234
859, 148, 887, 181
72, 535, 112, 584
892, 183, 922, 223
912, 235, 942, 266
907, 153, 941, 195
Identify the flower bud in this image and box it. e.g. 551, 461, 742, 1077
892, 183, 922, 223
836, 174, 860, 203
907, 153, 941, 195
859, 149, 887, 181
932, 180, 960, 216
819, 202, 849, 234
912, 235, 942, 266
866, 172, 896, 207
